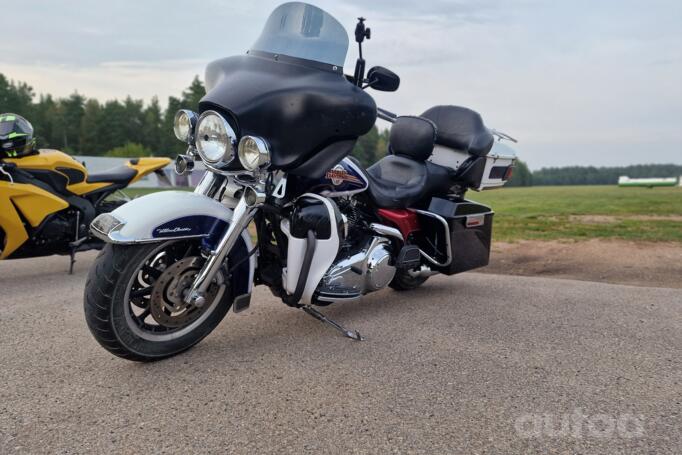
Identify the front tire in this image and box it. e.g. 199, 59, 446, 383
84, 241, 233, 361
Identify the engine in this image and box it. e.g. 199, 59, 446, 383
11, 210, 76, 259
282, 194, 397, 306
314, 235, 396, 304
314, 198, 398, 304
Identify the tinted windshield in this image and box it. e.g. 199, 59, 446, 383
250, 2, 348, 68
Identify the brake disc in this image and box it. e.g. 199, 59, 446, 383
149, 256, 222, 328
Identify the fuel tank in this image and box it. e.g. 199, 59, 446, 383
5, 149, 111, 195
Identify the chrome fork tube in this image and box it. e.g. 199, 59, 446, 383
185, 194, 257, 306
194, 171, 223, 198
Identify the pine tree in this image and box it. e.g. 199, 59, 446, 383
79, 99, 103, 154
181, 76, 206, 110
142, 96, 163, 154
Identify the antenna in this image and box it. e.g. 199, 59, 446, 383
353, 17, 371, 86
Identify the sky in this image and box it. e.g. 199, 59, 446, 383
1, 0, 681, 169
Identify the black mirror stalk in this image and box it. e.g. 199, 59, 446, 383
353, 17, 371, 87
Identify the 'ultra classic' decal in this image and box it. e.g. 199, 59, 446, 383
152, 215, 227, 238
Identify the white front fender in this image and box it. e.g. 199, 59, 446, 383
90, 190, 255, 296
92, 191, 244, 244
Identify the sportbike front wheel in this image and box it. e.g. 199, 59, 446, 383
84, 239, 233, 361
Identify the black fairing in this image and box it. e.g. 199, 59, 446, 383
201, 52, 377, 178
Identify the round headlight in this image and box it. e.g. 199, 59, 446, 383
173, 110, 197, 143
195, 111, 236, 165
238, 136, 270, 171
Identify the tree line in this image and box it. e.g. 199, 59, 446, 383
3, 72, 677, 185
507, 163, 682, 187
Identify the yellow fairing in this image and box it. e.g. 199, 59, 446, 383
6, 150, 170, 196
0, 181, 69, 259
126, 157, 171, 183
7, 149, 84, 173
5, 149, 109, 195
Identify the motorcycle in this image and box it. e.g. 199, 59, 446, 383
0, 148, 170, 272
84, 2, 517, 361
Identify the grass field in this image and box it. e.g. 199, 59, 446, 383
123, 185, 682, 243
472, 185, 682, 242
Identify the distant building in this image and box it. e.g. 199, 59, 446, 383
618, 176, 679, 188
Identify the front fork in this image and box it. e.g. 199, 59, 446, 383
184, 172, 263, 306
188, 172, 366, 341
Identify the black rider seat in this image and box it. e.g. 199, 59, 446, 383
366, 156, 452, 209
366, 116, 452, 209
421, 105, 494, 156
87, 165, 138, 185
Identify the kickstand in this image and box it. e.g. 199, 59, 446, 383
68, 250, 76, 275
68, 237, 88, 275
301, 305, 365, 341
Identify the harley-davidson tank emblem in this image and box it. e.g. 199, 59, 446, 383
326, 165, 362, 186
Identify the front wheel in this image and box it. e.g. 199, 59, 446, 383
84, 240, 233, 361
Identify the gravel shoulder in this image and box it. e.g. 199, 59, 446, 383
484, 239, 682, 289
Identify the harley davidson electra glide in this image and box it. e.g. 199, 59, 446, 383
84, 2, 517, 361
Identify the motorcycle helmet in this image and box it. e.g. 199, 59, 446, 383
0, 113, 36, 158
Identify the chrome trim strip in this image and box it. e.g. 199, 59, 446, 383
370, 223, 404, 242
108, 233, 208, 245
90, 225, 114, 243
315, 294, 362, 303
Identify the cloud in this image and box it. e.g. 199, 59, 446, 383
0, 60, 205, 105
3, 0, 681, 168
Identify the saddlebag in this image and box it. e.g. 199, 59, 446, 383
416, 197, 493, 275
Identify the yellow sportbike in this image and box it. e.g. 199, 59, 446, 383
0, 149, 170, 271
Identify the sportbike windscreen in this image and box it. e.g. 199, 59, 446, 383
250, 2, 349, 68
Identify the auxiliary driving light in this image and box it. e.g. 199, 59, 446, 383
238, 136, 270, 171
173, 110, 198, 143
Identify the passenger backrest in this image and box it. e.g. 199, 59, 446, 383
388, 116, 437, 161
421, 105, 494, 157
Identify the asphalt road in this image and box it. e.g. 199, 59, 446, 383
0, 252, 680, 454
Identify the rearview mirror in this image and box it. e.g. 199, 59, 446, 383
367, 66, 400, 92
